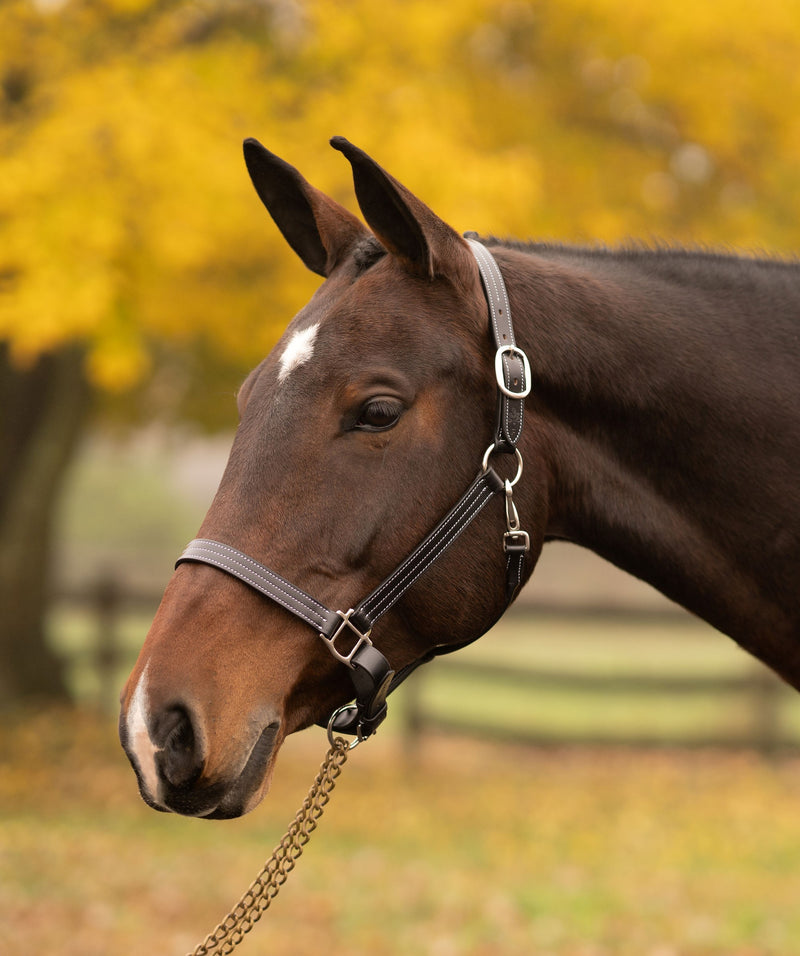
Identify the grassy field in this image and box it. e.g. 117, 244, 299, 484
3, 706, 800, 955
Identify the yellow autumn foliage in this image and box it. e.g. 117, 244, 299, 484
0, 0, 799, 401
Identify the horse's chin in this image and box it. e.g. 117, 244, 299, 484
130, 721, 282, 820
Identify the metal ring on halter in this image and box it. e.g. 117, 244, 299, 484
326, 705, 369, 750
482, 443, 523, 486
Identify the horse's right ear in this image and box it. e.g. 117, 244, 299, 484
243, 139, 367, 277
330, 136, 475, 286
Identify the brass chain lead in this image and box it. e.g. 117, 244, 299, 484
187, 737, 350, 956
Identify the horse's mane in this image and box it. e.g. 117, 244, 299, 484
481, 234, 800, 271
352, 230, 800, 290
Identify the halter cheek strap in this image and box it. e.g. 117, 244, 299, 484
466, 237, 531, 450
467, 235, 531, 595
176, 239, 531, 744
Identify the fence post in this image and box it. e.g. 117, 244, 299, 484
751, 667, 781, 758
93, 572, 122, 714
402, 672, 424, 763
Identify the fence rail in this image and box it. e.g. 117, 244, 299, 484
402, 657, 797, 756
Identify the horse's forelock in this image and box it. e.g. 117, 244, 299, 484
352, 235, 387, 274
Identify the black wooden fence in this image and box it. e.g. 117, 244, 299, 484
56, 576, 799, 756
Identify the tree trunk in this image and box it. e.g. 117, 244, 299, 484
0, 344, 89, 703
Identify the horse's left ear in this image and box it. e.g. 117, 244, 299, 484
244, 138, 367, 277
330, 137, 473, 282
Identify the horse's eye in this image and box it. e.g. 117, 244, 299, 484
354, 398, 404, 432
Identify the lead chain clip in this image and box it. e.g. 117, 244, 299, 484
502, 478, 530, 555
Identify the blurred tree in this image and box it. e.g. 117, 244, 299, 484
1, 0, 799, 699
0, 344, 87, 699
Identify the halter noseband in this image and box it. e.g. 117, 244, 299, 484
176, 239, 531, 745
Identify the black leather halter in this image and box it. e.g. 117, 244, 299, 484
176, 239, 531, 745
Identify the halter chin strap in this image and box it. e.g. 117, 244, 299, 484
176, 239, 531, 744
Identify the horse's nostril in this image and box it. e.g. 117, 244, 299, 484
155, 706, 203, 788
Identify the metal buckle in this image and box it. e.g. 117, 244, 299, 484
504, 529, 531, 553
495, 345, 532, 399
320, 609, 373, 667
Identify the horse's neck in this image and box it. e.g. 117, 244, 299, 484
500, 244, 800, 683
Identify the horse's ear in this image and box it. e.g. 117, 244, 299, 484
330, 136, 472, 282
243, 138, 367, 277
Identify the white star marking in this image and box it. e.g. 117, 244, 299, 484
278, 324, 320, 382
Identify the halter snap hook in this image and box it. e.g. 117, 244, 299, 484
504, 479, 521, 531
502, 477, 530, 554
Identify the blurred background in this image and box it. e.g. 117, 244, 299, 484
3, 0, 800, 953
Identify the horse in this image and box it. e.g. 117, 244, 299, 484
119, 136, 800, 820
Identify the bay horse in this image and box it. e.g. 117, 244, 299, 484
120, 137, 800, 820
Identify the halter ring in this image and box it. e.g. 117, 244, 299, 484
327, 705, 369, 750
482, 443, 523, 486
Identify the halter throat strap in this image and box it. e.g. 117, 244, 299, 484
176, 239, 530, 743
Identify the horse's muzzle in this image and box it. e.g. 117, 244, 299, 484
119, 692, 281, 819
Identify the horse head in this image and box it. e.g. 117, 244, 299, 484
119, 138, 544, 818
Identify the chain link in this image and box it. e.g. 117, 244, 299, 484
186, 737, 350, 956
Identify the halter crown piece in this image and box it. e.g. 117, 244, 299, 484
176, 239, 531, 745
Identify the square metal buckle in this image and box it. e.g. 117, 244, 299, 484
504, 530, 531, 554
320, 609, 373, 667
